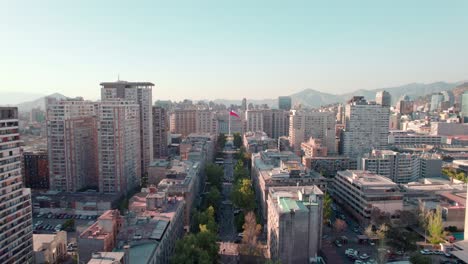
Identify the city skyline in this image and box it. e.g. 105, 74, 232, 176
1, 1, 468, 101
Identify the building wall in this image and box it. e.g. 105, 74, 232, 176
0, 107, 34, 263
33, 231, 67, 264
97, 102, 141, 194
246, 110, 264, 132
23, 151, 49, 189
170, 110, 197, 137
152, 107, 169, 159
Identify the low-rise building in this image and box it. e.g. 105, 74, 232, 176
332, 170, 403, 221
252, 150, 328, 221
243, 131, 277, 153
301, 138, 328, 157
302, 156, 357, 177
267, 186, 323, 264
33, 231, 67, 264
388, 130, 443, 145
88, 252, 127, 264
78, 210, 123, 263
116, 188, 185, 264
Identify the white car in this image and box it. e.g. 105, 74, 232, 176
360, 253, 369, 260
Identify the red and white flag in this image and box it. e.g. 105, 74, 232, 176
229, 110, 240, 118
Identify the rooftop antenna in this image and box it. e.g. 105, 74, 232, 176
117, 73, 120, 81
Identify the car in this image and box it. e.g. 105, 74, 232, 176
334, 240, 342, 247
353, 228, 359, 233
445, 252, 452, 258
234, 237, 242, 244
369, 241, 375, 246
354, 260, 363, 264
237, 233, 244, 238
396, 251, 404, 255
36, 221, 43, 225
322, 235, 329, 239
360, 253, 369, 260
420, 249, 431, 255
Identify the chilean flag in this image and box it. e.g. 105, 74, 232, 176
229, 110, 240, 118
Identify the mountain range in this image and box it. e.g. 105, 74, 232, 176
8, 80, 467, 112
213, 81, 464, 108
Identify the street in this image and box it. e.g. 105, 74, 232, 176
218, 150, 240, 263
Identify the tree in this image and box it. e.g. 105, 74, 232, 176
333, 219, 347, 234
426, 207, 447, 245
62, 219, 75, 231
370, 207, 391, 227
206, 187, 221, 211
233, 133, 242, 148
217, 133, 227, 149
231, 179, 255, 211
409, 253, 431, 264
397, 210, 417, 227
205, 163, 223, 190
323, 193, 332, 223
239, 211, 262, 256
386, 227, 418, 252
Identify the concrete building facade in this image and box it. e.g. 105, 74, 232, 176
170, 109, 197, 137
101, 81, 154, 178
152, 106, 169, 159
33, 231, 67, 264
246, 110, 264, 132
23, 150, 49, 190
0, 107, 34, 263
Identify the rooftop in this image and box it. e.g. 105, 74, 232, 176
269, 186, 323, 214
338, 170, 398, 187
100, 81, 154, 87
33, 234, 57, 251
87, 252, 125, 264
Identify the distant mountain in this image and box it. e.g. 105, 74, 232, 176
453, 82, 468, 104
16, 93, 67, 112
0, 92, 45, 106
213, 81, 461, 108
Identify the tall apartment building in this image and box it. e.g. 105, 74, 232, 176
0, 107, 34, 263
278, 96, 292, 111
101, 81, 153, 177
245, 110, 264, 132
461, 91, 468, 123
396, 95, 414, 115
152, 106, 169, 159
376, 90, 391, 107
289, 110, 336, 155
170, 109, 197, 137
46, 98, 99, 191
263, 109, 289, 139
97, 101, 141, 194
196, 110, 218, 134
430, 93, 444, 112
267, 186, 323, 264
23, 150, 49, 189
341, 96, 389, 157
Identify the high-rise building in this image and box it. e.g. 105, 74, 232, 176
341, 96, 389, 157
262, 109, 289, 139
46, 98, 99, 191
97, 101, 141, 193
0, 107, 34, 263
23, 150, 49, 189
396, 95, 414, 115
278, 96, 292, 111
152, 106, 168, 159
267, 186, 323, 264
170, 109, 197, 137
461, 91, 468, 123
100, 81, 153, 178
360, 150, 420, 183
289, 110, 336, 155
430, 93, 444, 112
245, 109, 264, 132
196, 110, 218, 134
241, 98, 247, 111
376, 90, 391, 107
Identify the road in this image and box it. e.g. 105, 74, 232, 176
218, 150, 239, 263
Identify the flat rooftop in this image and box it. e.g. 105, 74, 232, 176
339, 170, 397, 186
33, 234, 57, 251
88, 252, 125, 264
100, 81, 154, 87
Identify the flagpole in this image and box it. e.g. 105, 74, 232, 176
229, 110, 231, 136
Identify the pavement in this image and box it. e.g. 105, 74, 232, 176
218, 150, 240, 264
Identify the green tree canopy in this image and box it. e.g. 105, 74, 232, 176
232, 179, 255, 211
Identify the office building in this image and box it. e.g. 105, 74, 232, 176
341, 96, 389, 157
431, 122, 468, 136
46, 98, 99, 192
97, 101, 141, 194
267, 186, 323, 264
289, 110, 336, 155
278, 96, 292, 111
33, 231, 67, 264
376, 90, 391, 107
430, 93, 444, 112
101, 81, 154, 177
245, 110, 264, 132
388, 130, 442, 145
462, 91, 468, 123
152, 106, 169, 159
170, 109, 197, 137
241, 98, 247, 111
333, 170, 403, 221
195, 110, 218, 135
262, 109, 289, 139
23, 150, 49, 189
396, 95, 414, 115
301, 138, 328, 158
0, 107, 34, 263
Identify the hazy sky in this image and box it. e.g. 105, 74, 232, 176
1, 1, 468, 101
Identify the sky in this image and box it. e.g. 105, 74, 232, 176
1, 0, 468, 102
